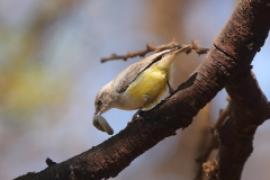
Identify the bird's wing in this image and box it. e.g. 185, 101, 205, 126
113, 49, 170, 93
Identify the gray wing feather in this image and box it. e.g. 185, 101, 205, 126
113, 50, 170, 93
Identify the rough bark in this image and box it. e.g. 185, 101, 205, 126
15, 0, 270, 179
216, 72, 270, 180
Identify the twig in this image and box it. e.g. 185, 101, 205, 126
100, 41, 209, 63
202, 160, 219, 179
194, 133, 218, 180
194, 102, 231, 180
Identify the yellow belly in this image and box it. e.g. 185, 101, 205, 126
123, 64, 168, 109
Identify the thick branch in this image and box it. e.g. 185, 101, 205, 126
15, 0, 270, 179
216, 72, 270, 180
199, 72, 270, 180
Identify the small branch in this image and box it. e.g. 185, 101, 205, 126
213, 103, 231, 130
100, 41, 208, 63
194, 131, 218, 180
194, 102, 231, 180
202, 160, 219, 179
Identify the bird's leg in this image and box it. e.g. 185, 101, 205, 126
137, 110, 144, 117
166, 79, 174, 94
46, 158, 57, 167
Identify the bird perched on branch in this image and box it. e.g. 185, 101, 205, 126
93, 45, 192, 135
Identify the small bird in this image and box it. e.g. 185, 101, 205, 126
93, 46, 188, 135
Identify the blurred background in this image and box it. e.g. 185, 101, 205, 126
0, 0, 270, 179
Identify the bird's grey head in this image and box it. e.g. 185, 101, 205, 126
94, 82, 114, 115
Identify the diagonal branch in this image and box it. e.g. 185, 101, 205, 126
15, 0, 270, 179
100, 41, 208, 63
215, 71, 270, 180
197, 72, 270, 180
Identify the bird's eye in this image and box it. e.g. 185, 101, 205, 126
155, 54, 163, 61
96, 100, 102, 107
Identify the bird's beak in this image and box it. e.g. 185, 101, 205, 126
94, 110, 101, 116
172, 45, 191, 56
95, 104, 110, 116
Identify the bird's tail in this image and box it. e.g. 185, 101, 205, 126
157, 45, 189, 70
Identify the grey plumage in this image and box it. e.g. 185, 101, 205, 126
113, 50, 170, 93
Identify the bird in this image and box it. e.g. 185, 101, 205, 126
93, 46, 189, 135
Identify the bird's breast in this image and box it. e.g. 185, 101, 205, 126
117, 64, 168, 110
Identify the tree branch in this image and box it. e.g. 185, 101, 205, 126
215, 72, 270, 180
100, 41, 208, 63
198, 71, 270, 180
15, 0, 270, 179
194, 103, 230, 180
